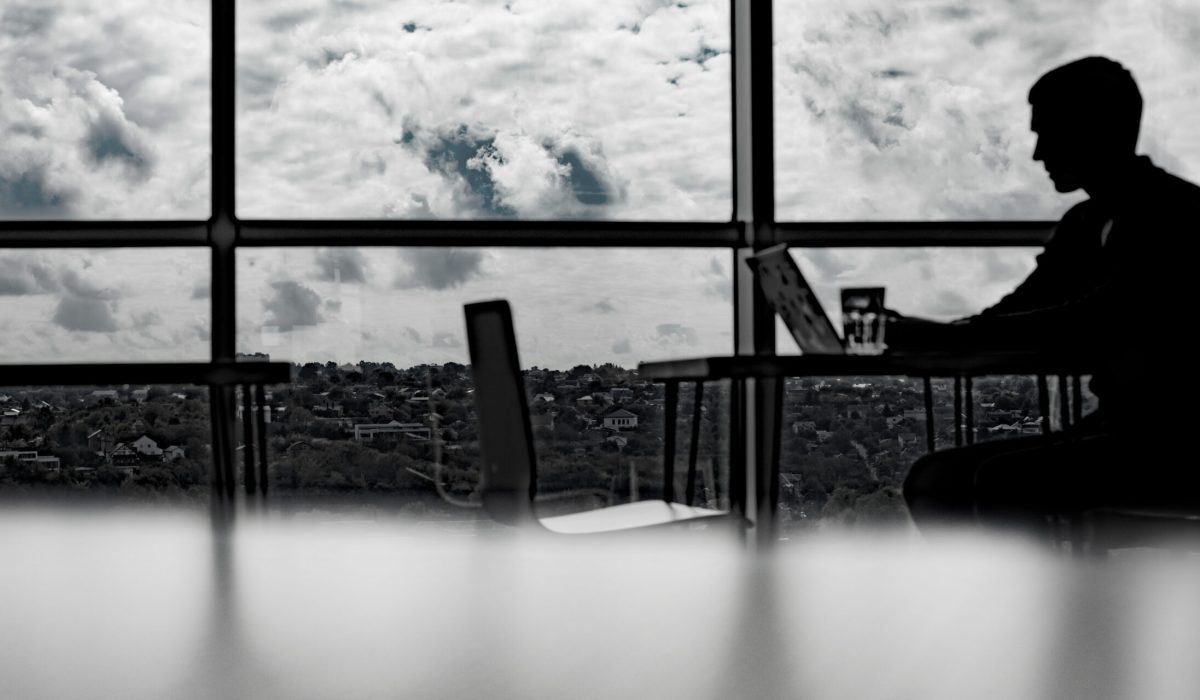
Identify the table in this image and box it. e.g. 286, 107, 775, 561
638, 353, 1096, 539
1, 508, 1196, 699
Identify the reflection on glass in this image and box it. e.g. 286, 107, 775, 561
775, 0, 1200, 220
237, 247, 733, 517
0, 249, 210, 363
0, 1, 211, 220
236, 1, 732, 220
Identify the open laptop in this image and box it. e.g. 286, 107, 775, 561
744, 243, 847, 355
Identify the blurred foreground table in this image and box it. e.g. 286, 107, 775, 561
2, 508, 1197, 700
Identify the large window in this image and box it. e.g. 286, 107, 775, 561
2, 1, 1194, 526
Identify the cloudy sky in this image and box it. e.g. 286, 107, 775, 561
1, 1, 1197, 367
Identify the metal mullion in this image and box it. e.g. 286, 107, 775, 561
0, 362, 289, 387
0, 223, 209, 247
236, 220, 742, 247
211, 0, 238, 504
776, 221, 1056, 247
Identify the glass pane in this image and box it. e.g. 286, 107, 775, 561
236, 1, 732, 220
237, 248, 733, 519
775, 0, 1200, 220
0, 1, 211, 220
0, 249, 210, 363
0, 384, 211, 506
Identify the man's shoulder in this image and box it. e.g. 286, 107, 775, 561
1139, 156, 1200, 210
1046, 199, 1103, 249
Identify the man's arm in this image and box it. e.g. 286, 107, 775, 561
886, 202, 1099, 351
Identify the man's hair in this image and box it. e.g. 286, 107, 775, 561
1028, 56, 1142, 150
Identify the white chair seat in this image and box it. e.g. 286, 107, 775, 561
539, 500, 729, 535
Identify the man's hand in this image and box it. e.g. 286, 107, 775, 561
883, 310, 958, 351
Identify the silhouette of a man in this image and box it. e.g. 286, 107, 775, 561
896, 56, 1200, 532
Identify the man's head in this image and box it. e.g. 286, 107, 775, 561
1028, 56, 1142, 193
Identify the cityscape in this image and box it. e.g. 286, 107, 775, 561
0, 357, 1088, 532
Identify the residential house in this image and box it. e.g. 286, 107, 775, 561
603, 409, 638, 431
1, 408, 22, 427
0, 451, 60, 473
88, 429, 113, 457
353, 421, 431, 442
164, 445, 186, 462
131, 435, 163, 458
90, 389, 119, 403
109, 443, 140, 467
610, 387, 633, 402
35, 455, 60, 473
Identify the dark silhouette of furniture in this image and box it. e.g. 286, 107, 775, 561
464, 300, 737, 534
639, 352, 1105, 544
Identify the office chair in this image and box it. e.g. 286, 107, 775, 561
464, 300, 737, 534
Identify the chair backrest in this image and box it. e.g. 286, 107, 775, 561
464, 300, 538, 526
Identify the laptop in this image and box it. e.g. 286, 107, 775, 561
744, 243, 848, 355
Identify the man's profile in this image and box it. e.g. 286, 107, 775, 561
897, 56, 1200, 533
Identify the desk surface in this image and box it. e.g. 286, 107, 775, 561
2, 508, 1197, 700
639, 352, 1095, 381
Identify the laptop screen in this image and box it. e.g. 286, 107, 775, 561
745, 244, 845, 355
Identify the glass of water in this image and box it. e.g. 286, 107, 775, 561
841, 287, 887, 355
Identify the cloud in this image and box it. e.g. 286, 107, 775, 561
0, 4, 58, 37
84, 111, 153, 176
982, 249, 1026, 284
925, 289, 974, 317
61, 268, 120, 300
53, 297, 118, 333
0, 170, 75, 218
431, 332, 461, 348
419, 125, 516, 217
0, 4, 209, 220
0, 256, 58, 295
191, 281, 210, 299
263, 281, 323, 330
587, 299, 618, 314
797, 249, 853, 280
699, 255, 731, 301
612, 338, 632, 354
234, 0, 732, 220
401, 326, 423, 343
314, 247, 368, 283
395, 249, 485, 290
131, 310, 161, 329
264, 9, 316, 32
554, 147, 613, 206
655, 323, 698, 346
